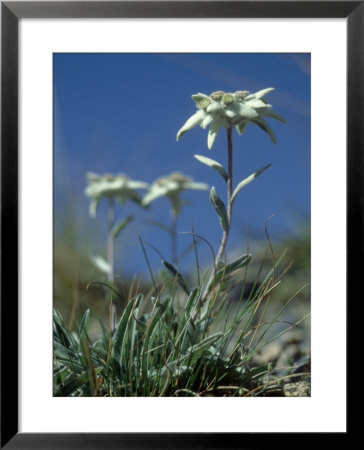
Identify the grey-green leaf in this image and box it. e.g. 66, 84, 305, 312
78, 309, 90, 338
185, 332, 224, 360
90, 254, 111, 275
231, 164, 271, 205
162, 260, 190, 295
111, 215, 133, 239
54, 371, 90, 396
112, 295, 143, 368
194, 154, 228, 182
207, 254, 252, 291
210, 187, 229, 231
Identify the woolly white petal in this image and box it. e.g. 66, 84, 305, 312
201, 114, 214, 129
254, 117, 277, 144
236, 120, 249, 135
253, 87, 275, 99
177, 109, 206, 141
245, 98, 267, 108
191, 93, 210, 104
206, 101, 224, 114
261, 109, 286, 123
184, 181, 209, 191
142, 185, 170, 206
233, 103, 259, 119
225, 106, 238, 118
207, 118, 226, 149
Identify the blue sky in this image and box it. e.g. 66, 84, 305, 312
54, 53, 310, 275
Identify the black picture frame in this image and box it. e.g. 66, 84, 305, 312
1, 1, 358, 448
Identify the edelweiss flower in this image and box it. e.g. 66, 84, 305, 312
177, 88, 285, 149
142, 172, 208, 216
85, 172, 148, 218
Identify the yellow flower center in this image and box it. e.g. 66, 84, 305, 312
197, 98, 211, 109
222, 94, 234, 105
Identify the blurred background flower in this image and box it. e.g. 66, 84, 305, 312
142, 171, 208, 217
85, 172, 148, 218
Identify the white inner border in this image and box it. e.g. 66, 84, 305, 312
19, 19, 346, 433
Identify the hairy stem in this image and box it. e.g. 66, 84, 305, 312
107, 199, 116, 331
107, 199, 115, 281
171, 209, 177, 265
202, 127, 234, 302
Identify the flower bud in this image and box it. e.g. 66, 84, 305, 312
235, 90, 249, 100
210, 90, 224, 101
222, 93, 234, 105
197, 98, 211, 109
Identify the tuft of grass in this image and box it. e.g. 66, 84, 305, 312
53, 245, 310, 397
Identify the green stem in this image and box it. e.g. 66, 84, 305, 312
171, 209, 177, 265
107, 199, 115, 281
107, 199, 116, 330
203, 127, 234, 302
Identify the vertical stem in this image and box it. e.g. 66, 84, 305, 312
203, 127, 234, 302
107, 199, 116, 331
107, 199, 115, 281
227, 126, 234, 224
171, 209, 177, 265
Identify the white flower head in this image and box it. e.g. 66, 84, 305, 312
177, 88, 285, 149
85, 172, 148, 218
142, 171, 208, 216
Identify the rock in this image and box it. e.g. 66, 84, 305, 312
283, 380, 311, 397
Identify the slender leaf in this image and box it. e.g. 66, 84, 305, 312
111, 297, 139, 368
162, 260, 190, 295
54, 368, 103, 397
209, 187, 229, 231
54, 308, 75, 348
111, 215, 133, 239
78, 309, 90, 338
90, 254, 111, 275
194, 154, 228, 182
143, 219, 172, 235
231, 164, 271, 205
54, 371, 90, 396
185, 332, 224, 363
253, 118, 277, 144
208, 254, 252, 291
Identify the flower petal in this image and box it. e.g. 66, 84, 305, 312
261, 109, 286, 123
185, 181, 209, 191
253, 87, 275, 99
206, 101, 224, 114
253, 117, 277, 144
177, 109, 206, 141
225, 106, 238, 118
89, 196, 102, 218
245, 98, 267, 108
207, 118, 226, 149
127, 181, 149, 189
191, 93, 210, 104
201, 114, 214, 129
142, 185, 170, 206
232, 103, 259, 119
236, 120, 249, 135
